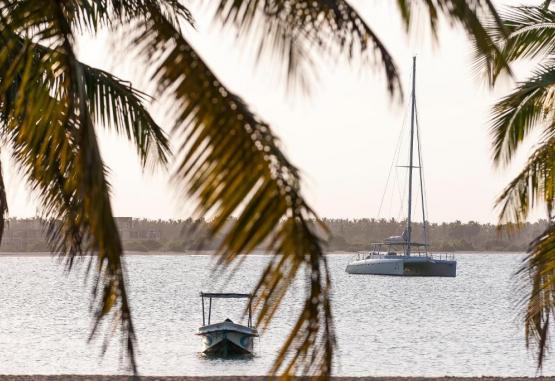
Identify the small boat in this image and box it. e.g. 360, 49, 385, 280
196, 292, 258, 357
345, 57, 457, 277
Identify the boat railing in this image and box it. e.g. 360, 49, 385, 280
353, 251, 455, 261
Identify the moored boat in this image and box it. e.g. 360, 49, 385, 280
345, 57, 457, 278
345, 241, 456, 277
196, 292, 258, 357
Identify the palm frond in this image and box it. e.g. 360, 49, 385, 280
0, 159, 7, 244
0, 5, 141, 372
0, 0, 193, 36
491, 62, 555, 167
211, 0, 402, 95
14, 34, 170, 167
82, 64, 170, 167
479, 6, 555, 83
129, 7, 335, 377
394, 0, 507, 82
518, 222, 555, 368
495, 133, 555, 225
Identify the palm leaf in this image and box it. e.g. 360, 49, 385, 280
211, 0, 402, 95
495, 133, 555, 225
488, 5, 555, 369
9, 32, 171, 167
0, 159, 7, 244
491, 62, 555, 167
127, 7, 335, 377
480, 6, 555, 83
493, 132, 555, 368
0, 4, 158, 372
518, 222, 555, 368
398, 0, 508, 83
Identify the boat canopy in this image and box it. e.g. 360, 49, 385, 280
200, 292, 254, 328
200, 292, 252, 299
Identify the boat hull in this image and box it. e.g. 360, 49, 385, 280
197, 321, 257, 357
346, 256, 456, 277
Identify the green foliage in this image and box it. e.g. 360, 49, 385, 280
322, 218, 545, 252
486, 2, 555, 368
3, 217, 539, 253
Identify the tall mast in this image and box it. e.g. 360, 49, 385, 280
407, 56, 416, 256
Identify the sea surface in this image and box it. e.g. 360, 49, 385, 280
0, 252, 552, 377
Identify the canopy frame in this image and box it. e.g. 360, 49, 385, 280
200, 292, 253, 327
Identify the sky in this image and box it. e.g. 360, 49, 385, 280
2, 0, 546, 223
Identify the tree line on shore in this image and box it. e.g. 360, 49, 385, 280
1, 217, 547, 253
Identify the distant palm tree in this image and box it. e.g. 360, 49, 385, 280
484, 1, 555, 369
0, 0, 503, 378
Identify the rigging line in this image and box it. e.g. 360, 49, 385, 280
376, 95, 411, 220
415, 102, 429, 250
415, 104, 430, 227
398, 165, 409, 222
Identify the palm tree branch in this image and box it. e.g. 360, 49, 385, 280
491, 62, 555, 167
495, 132, 555, 225
131, 7, 335, 377
211, 0, 402, 95
518, 221, 555, 368
393, 0, 508, 83
0, 158, 7, 244
482, 6, 555, 83
2, 30, 170, 167
0, 3, 138, 372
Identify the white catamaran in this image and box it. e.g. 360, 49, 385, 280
345, 57, 457, 277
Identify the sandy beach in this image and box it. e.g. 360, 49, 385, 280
0, 377, 552, 381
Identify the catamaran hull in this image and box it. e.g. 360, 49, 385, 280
346, 257, 456, 277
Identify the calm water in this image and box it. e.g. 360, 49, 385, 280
0, 252, 552, 376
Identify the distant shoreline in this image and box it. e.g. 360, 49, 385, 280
0, 218, 542, 253
0, 376, 550, 381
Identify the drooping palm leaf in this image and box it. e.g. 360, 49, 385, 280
396, 0, 508, 84
211, 0, 401, 94
491, 62, 555, 167
127, 7, 335, 376
0, 159, 7, 244
14, 32, 171, 167
495, 133, 555, 225
480, 5, 555, 83
487, 5, 555, 367
397, 0, 504, 51
0, 2, 169, 372
518, 221, 555, 368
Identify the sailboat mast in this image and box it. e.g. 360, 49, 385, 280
407, 56, 416, 256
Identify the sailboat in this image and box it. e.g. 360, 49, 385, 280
345, 57, 457, 277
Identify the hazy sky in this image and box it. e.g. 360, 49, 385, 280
2, 0, 545, 223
